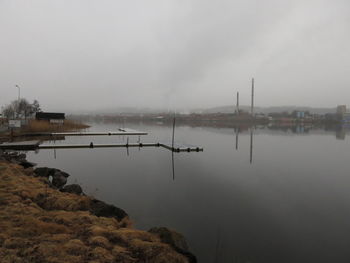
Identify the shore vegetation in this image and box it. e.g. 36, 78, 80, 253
0, 161, 191, 263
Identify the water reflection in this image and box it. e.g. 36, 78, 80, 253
235, 127, 239, 150
26, 121, 350, 263
250, 128, 253, 164
235, 126, 254, 164
172, 151, 175, 181
38, 123, 350, 168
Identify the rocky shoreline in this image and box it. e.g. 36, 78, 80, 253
0, 151, 196, 263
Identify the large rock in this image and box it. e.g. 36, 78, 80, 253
34, 167, 56, 178
148, 227, 197, 263
89, 199, 128, 221
18, 161, 36, 169
51, 171, 68, 188
61, 184, 83, 195
34, 168, 70, 189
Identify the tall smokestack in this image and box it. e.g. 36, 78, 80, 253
251, 78, 254, 116
236, 92, 239, 115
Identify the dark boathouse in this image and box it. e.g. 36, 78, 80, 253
35, 112, 65, 121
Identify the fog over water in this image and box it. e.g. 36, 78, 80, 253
27, 122, 350, 262
1, 0, 350, 112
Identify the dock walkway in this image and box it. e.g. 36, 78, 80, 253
0, 141, 203, 152
38, 142, 203, 152
0, 141, 41, 150
0, 128, 203, 152
24, 129, 148, 137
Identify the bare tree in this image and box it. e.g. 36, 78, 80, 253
1, 99, 41, 119
2, 104, 16, 119
31, 100, 41, 114
18, 99, 29, 118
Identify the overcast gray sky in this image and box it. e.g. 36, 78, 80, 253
0, 0, 349, 112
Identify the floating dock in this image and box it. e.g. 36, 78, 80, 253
51, 128, 147, 136
0, 127, 203, 152
0, 141, 41, 150
38, 142, 203, 152
23, 128, 148, 137
0, 141, 203, 152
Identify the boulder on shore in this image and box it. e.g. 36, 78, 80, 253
34, 167, 70, 189
61, 184, 83, 195
51, 172, 68, 188
34, 167, 57, 178
149, 227, 197, 263
89, 199, 128, 221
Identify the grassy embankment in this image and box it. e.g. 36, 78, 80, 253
21, 119, 90, 133
0, 120, 90, 141
0, 162, 190, 263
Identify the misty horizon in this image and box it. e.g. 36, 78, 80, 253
1, 0, 349, 112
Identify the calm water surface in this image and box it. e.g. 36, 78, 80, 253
27, 122, 350, 263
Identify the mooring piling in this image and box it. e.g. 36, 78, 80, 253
172, 116, 176, 149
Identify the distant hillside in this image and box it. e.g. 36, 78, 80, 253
69, 107, 170, 115
192, 105, 336, 115
69, 105, 337, 115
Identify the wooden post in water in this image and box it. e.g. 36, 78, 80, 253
251, 78, 255, 117
172, 151, 175, 181
236, 92, 239, 115
172, 116, 176, 150
126, 137, 129, 156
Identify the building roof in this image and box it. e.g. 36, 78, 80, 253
35, 112, 65, 120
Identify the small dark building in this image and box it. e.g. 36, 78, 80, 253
36, 112, 65, 121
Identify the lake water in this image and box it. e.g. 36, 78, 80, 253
27, 122, 350, 263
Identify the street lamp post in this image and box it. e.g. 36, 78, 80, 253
15, 85, 20, 101
15, 85, 20, 119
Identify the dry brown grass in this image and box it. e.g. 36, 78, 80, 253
22, 119, 90, 133
0, 162, 190, 263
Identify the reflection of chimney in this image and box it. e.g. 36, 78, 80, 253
250, 128, 253, 164
251, 78, 254, 116
235, 127, 239, 150
236, 92, 239, 115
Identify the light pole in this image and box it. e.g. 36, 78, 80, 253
15, 85, 20, 101
15, 85, 20, 119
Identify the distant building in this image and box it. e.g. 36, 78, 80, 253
255, 113, 266, 119
342, 112, 350, 123
36, 112, 65, 124
335, 105, 350, 123
296, 111, 305, 119
337, 105, 347, 115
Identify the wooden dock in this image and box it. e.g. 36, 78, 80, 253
23, 129, 148, 137
51, 129, 147, 136
0, 141, 41, 150
0, 126, 203, 152
160, 142, 203, 152
38, 142, 203, 152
